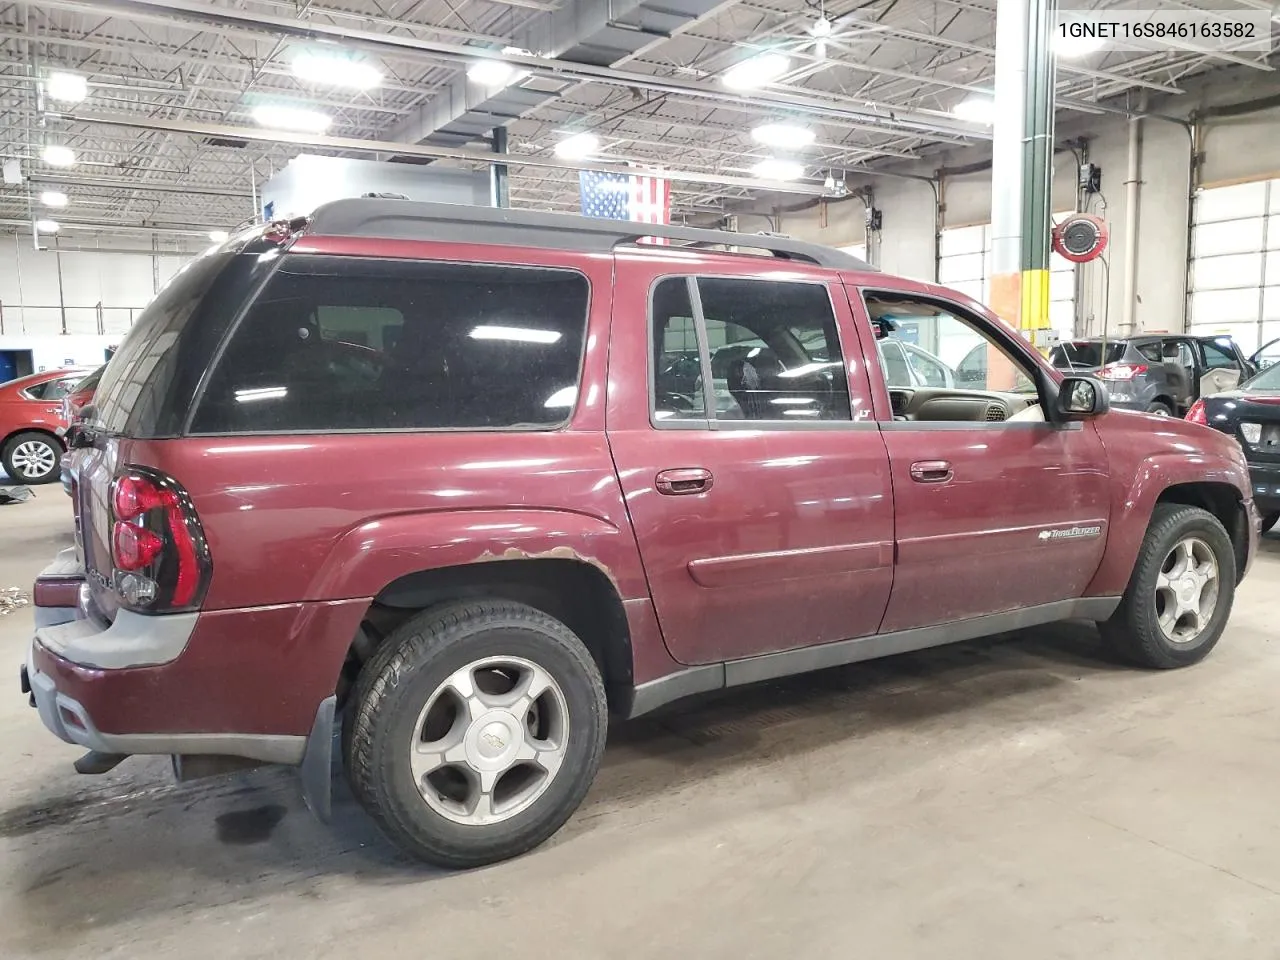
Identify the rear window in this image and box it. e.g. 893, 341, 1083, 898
90, 251, 234, 435
1048, 341, 1126, 369
190, 256, 590, 434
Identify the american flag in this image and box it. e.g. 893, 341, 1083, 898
578, 169, 671, 243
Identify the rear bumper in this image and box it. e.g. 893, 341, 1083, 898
23, 550, 366, 767
1246, 460, 1280, 515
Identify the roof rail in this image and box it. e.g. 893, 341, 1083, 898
305, 198, 875, 272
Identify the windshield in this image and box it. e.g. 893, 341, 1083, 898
1244, 362, 1280, 392
1049, 341, 1127, 369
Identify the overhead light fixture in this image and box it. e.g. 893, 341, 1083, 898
753, 158, 806, 181
35, 219, 59, 234
554, 132, 600, 161
208, 230, 229, 242
291, 51, 382, 90
467, 47, 530, 88
1054, 31, 1106, 58
46, 72, 88, 104
41, 145, 76, 167
951, 95, 996, 125
250, 104, 332, 133
723, 52, 791, 90
40, 190, 69, 208
751, 123, 816, 149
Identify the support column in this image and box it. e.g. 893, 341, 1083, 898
989, 0, 1057, 348
490, 127, 510, 209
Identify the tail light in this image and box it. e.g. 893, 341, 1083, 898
1098, 363, 1148, 381
1186, 399, 1208, 425
110, 469, 211, 611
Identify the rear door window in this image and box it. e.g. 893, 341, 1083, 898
191, 256, 590, 434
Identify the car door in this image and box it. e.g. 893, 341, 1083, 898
605, 257, 895, 666
1198, 338, 1245, 396
851, 286, 1112, 632
1251, 337, 1280, 372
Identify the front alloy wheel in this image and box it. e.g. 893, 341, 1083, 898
1154, 537, 1219, 644
3, 432, 60, 484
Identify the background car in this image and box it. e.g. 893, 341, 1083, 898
1189, 361, 1280, 533
0, 368, 91, 484
57, 365, 106, 495
1049, 335, 1254, 416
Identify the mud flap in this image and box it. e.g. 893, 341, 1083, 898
299, 695, 336, 822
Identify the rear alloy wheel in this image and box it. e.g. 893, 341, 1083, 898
1146, 401, 1173, 416
1101, 503, 1235, 668
1261, 512, 1278, 535
344, 600, 607, 869
2, 431, 61, 484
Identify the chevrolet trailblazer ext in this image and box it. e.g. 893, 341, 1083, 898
23, 200, 1257, 868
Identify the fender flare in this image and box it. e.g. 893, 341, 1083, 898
1085, 454, 1248, 597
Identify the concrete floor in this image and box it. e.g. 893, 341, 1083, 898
3, 490, 1280, 959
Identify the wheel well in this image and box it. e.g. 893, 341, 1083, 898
1156, 482, 1248, 581
342, 559, 634, 712
1152, 395, 1175, 411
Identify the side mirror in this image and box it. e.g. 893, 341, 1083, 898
1057, 376, 1109, 419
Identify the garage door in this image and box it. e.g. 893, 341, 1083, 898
938, 223, 1077, 332
1188, 179, 1280, 354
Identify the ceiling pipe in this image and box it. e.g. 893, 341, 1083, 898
38, 0, 991, 142
26, 173, 252, 198
54, 110, 833, 196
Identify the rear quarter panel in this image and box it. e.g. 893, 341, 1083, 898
1085, 410, 1252, 595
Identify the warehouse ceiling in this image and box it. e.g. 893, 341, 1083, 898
0, 0, 1276, 249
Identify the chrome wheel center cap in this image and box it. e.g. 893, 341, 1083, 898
467, 711, 522, 768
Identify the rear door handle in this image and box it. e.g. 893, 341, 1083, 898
655, 467, 714, 495
909, 460, 953, 484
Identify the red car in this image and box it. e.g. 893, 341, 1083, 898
0, 368, 92, 484
25, 200, 1258, 869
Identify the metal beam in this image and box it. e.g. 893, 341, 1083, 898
56, 110, 831, 196
36, 0, 990, 141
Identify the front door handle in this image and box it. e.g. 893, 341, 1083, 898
909, 460, 953, 484
655, 467, 714, 495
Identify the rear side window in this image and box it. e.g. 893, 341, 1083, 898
191, 256, 590, 434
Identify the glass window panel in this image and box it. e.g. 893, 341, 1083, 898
939, 225, 986, 257
938, 252, 985, 284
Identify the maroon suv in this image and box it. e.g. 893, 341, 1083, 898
24, 200, 1258, 868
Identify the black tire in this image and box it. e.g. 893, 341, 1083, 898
1100, 503, 1236, 669
343, 599, 607, 869
1262, 512, 1279, 535
1146, 400, 1173, 416
2, 431, 61, 484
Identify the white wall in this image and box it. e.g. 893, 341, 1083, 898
0, 235, 192, 372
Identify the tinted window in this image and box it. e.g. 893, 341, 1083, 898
1048, 341, 1127, 368
23, 380, 51, 400
1202, 339, 1238, 369
697, 278, 851, 422
91, 251, 234, 435
1134, 342, 1163, 363
42, 378, 79, 401
192, 257, 590, 433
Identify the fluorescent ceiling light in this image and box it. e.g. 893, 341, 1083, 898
208, 230, 229, 242
291, 51, 381, 90
41, 145, 76, 167
235, 386, 287, 403
40, 190, 68, 208
951, 95, 996, 125
35, 219, 59, 234
752, 157, 806, 181
1054, 31, 1106, 58
470, 325, 562, 344
751, 123, 816, 149
554, 132, 599, 160
468, 48, 530, 88
723, 52, 791, 90
46, 72, 88, 103
250, 104, 332, 133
